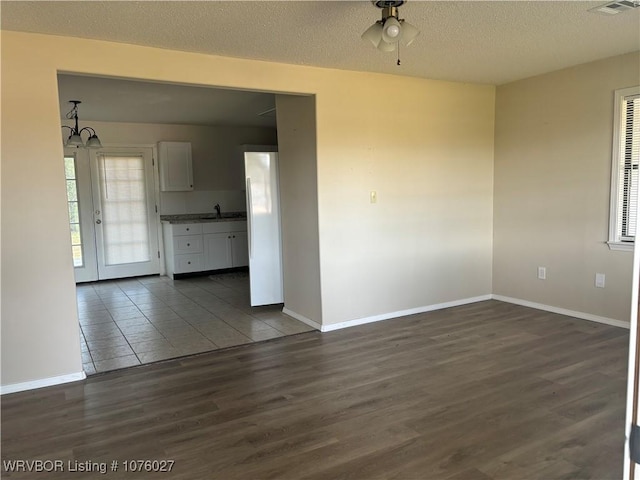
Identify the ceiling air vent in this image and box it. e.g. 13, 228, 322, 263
590, 0, 640, 15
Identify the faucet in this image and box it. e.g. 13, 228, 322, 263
214, 203, 221, 219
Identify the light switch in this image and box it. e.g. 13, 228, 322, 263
370, 191, 377, 204
595, 273, 605, 288
537, 266, 546, 280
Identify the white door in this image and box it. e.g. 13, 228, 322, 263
625, 242, 640, 479
90, 148, 160, 280
64, 147, 160, 282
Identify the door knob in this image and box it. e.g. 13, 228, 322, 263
96, 219, 102, 224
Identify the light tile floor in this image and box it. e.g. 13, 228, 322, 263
77, 271, 315, 374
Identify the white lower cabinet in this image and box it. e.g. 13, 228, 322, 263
163, 221, 247, 278
175, 253, 204, 273
203, 233, 231, 270
231, 232, 249, 267
204, 231, 249, 270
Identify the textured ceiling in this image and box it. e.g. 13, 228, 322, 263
2, 0, 639, 85
4, 1, 639, 127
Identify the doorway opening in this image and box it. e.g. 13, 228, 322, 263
65, 146, 160, 283
58, 73, 319, 374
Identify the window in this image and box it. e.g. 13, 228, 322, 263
64, 155, 84, 266
609, 86, 640, 251
97, 154, 151, 265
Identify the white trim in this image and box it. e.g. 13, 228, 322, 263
609, 86, 640, 247
318, 295, 493, 332
491, 294, 630, 329
282, 307, 322, 331
1, 371, 86, 395
607, 241, 634, 252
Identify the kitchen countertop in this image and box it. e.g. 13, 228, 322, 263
160, 212, 247, 224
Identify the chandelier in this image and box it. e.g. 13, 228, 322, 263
61, 100, 102, 148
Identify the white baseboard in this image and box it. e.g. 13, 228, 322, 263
491, 294, 630, 329
2, 296, 623, 395
282, 307, 322, 331
1, 371, 86, 395
319, 295, 493, 332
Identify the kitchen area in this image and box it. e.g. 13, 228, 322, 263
60, 74, 317, 374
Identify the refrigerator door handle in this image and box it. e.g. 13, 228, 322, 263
246, 177, 253, 259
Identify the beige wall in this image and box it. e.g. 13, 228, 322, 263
493, 52, 640, 323
80, 121, 277, 191
1, 30, 494, 387
76, 120, 276, 213
275, 94, 322, 324
317, 77, 495, 324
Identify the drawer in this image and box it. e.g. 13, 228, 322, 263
172, 223, 203, 236
174, 234, 203, 254
202, 221, 247, 234
174, 254, 204, 273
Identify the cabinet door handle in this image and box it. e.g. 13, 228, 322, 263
187, 261, 191, 265
187, 243, 190, 246
186, 228, 190, 231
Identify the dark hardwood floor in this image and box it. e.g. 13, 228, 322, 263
1, 300, 629, 479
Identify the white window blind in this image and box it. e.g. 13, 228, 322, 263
617, 94, 640, 240
98, 154, 151, 265
609, 88, 640, 250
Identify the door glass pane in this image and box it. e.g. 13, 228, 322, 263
68, 201, 79, 223
66, 179, 77, 201
64, 156, 83, 267
98, 154, 150, 265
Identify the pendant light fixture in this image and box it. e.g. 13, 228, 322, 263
362, 0, 419, 63
61, 100, 102, 148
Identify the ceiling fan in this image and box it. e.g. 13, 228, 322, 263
362, 0, 419, 63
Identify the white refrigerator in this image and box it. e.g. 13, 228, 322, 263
244, 149, 284, 306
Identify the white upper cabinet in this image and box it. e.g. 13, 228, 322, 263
158, 142, 193, 191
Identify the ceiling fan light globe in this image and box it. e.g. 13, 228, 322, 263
401, 20, 420, 46
382, 17, 402, 43
387, 24, 400, 38
362, 22, 383, 47
377, 40, 397, 52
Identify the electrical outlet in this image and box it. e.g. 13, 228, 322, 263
595, 273, 606, 288
537, 266, 546, 280
370, 191, 377, 204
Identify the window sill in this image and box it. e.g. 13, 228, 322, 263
607, 241, 634, 252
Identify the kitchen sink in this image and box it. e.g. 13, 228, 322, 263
198, 213, 246, 220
